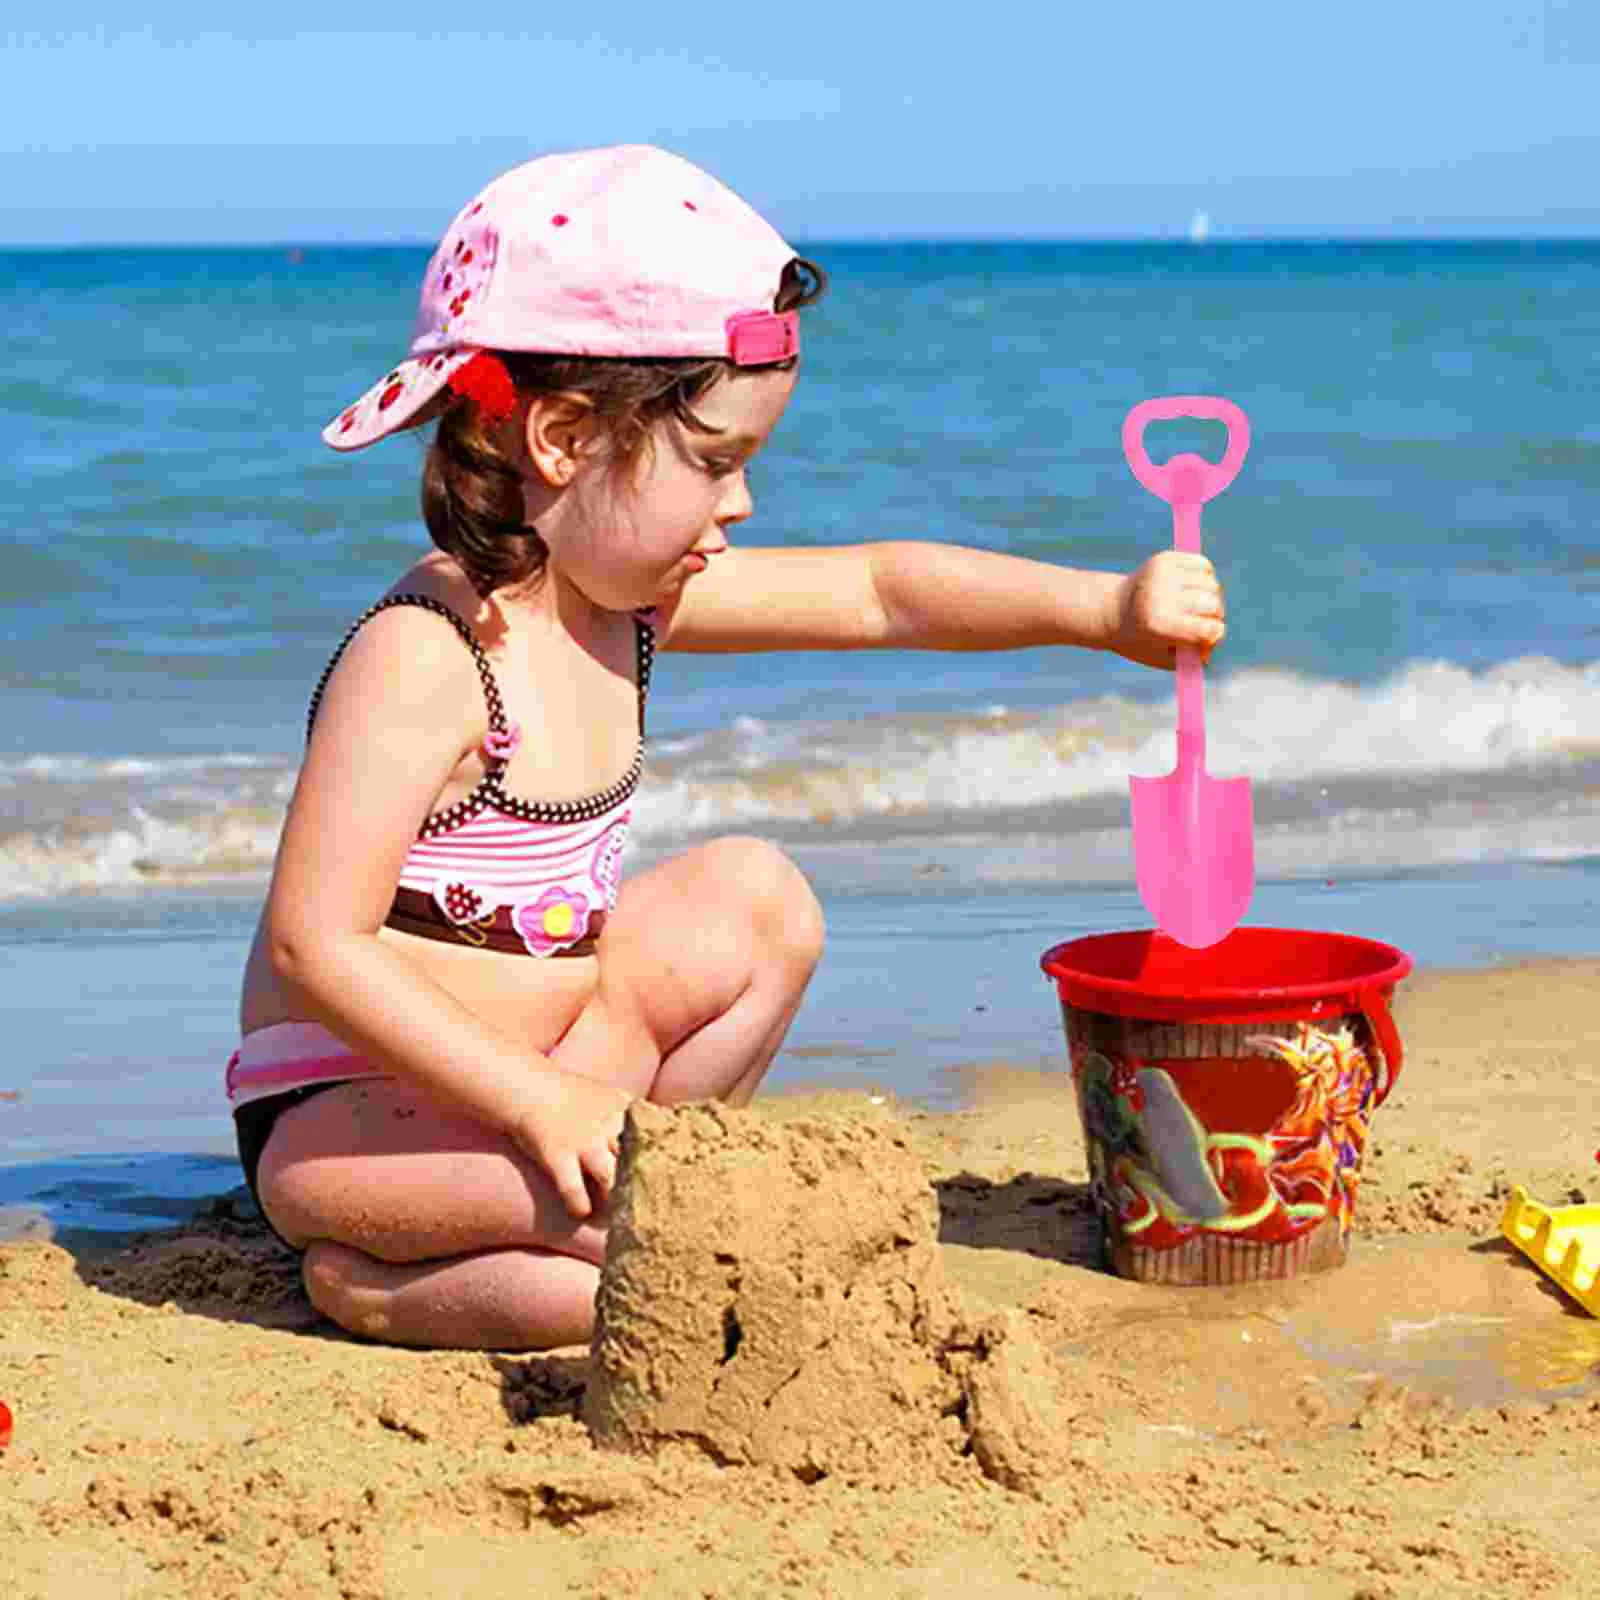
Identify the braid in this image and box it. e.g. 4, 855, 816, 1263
420, 402, 550, 598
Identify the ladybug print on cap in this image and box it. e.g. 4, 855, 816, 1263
422, 197, 498, 347
321, 347, 474, 451
319, 178, 497, 451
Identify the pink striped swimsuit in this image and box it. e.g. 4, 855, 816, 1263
226, 593, 653, 1112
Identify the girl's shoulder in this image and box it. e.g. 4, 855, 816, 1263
310, 558, 494, 736
332, 558, 483, 672
380, 552, 483, 620
360, 554, 516, 667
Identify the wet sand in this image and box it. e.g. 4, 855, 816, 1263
4, 958, 1599, 1598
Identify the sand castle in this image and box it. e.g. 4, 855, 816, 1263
584, 1099, 1074, 1495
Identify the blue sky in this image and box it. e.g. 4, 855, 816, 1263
6, 3, 1600, 243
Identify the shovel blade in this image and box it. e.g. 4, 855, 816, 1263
1129, 768, 1255, 949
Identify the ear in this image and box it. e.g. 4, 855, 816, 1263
523, 391, 598, 489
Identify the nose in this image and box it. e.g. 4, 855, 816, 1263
700, 467, 748, 550
715, 467, 753, 530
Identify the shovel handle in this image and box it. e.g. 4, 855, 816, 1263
1122, 397, 1251, 516
1175, 649, 1205, 771
1124, 397, 1251, 771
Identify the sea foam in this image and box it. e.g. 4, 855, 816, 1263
1, 655, 1594, 900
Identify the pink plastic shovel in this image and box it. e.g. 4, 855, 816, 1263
1123, 396, 1253, 949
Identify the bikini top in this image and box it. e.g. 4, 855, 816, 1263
307, 592, 653, 957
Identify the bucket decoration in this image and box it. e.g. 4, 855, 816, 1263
1041, 927, 1412, 1285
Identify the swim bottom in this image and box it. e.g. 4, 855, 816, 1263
226, 1021, 393, 1251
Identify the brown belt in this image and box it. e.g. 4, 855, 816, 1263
385, 886, 604, 957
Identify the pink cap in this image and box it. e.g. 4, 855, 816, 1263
324, 145, 801, 452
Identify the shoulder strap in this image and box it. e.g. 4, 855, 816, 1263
632, 610, 655, 734
305, 592, 509, 744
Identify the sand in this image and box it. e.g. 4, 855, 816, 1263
4, 958, 1600, 1598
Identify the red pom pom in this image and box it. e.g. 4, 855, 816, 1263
0, 1399, 13, 1451
447, 353, 518, 426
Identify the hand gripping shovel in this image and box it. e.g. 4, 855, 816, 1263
1123, 396, 1253, 949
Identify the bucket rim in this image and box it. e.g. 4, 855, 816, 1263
1039, 925, 1413, 1020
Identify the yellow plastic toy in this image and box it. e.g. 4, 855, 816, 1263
1500, 1185, 1600, 1318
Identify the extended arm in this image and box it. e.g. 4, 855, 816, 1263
658, 541, 1224, 668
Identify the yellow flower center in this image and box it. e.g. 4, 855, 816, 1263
543, 902, 575, 938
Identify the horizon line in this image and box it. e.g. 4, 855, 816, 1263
7, 230, 1600, 252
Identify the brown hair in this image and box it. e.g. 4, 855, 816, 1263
420, 256, 827, 598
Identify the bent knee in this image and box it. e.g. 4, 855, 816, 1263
706, 836, 825, 966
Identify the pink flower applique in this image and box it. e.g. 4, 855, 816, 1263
513, 886, 591, 957
482, 722, 522, 763
434, 880, 495, 926
591, 814, 631, 909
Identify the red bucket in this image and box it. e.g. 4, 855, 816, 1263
1040, 928, 1413, 1285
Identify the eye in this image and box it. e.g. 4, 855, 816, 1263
700, 455, 744, 480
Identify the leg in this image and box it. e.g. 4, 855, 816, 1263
257, 1078, 609, 1349
301, 1242, 599, 1351
260, 837, 824, 1350
549, 835, 826, 1106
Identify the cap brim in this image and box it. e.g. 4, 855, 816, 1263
322, 349, 474, 452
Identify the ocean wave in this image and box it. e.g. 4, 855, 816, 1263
635, 654, 1599, 832
0, 752, 285, 784
0, 654, 1594, 900
0, 808, 285, 899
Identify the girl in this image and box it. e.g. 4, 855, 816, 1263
232, 145, 1226, 1351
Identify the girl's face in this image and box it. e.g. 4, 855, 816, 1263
551, 363, 798, 612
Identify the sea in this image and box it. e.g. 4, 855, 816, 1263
2, 238, 1597, 1235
